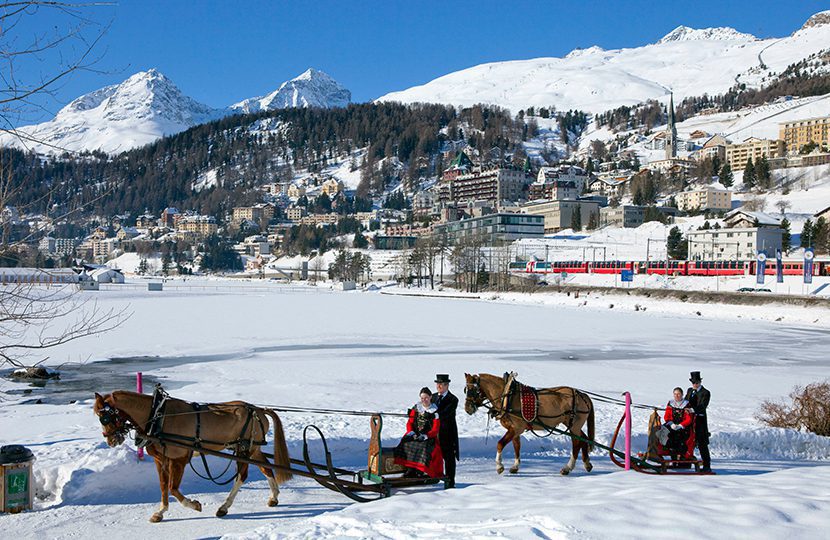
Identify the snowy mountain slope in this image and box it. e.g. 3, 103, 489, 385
1, 68, 351, 155
378, 13, 830, 113
229, 68, 350, 113
0, 69, 223, 155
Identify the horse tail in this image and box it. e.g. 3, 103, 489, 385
263, 409, 293, 484
587, 400, 596, 452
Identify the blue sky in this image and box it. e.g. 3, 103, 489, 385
11, 0, 830, 124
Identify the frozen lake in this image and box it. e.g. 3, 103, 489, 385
2, 282, 829, 539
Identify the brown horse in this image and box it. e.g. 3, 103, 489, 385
464, 373, 595, 476
93, 391, 292, 523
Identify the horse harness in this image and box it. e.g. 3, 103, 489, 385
468, 373, 591, 434
132, 385, 268, 485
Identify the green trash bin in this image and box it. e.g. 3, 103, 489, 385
0, 445, 35, 513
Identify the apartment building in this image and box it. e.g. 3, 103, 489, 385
451, 168, 528, 204
779, 115, 830, 154
725, 137, 785, 170
521, 200, 600, 233
687, 227, 783, 261
433, 213, 543, 245
675, 186, 732, 212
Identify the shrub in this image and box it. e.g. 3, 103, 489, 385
757, 381, 830, 436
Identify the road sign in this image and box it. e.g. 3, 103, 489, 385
621, 269, 634, 282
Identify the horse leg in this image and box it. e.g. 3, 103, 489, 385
509, 434, 521, 474
216, 460, 248, 518
580, 429, 593, 472
250, 446, 280, 507
495, 430, 514, 474
150, 457, 169, 523
169, 458, 202, 513
560, 435, 579, 475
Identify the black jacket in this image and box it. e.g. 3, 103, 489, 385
432, 391, 460, 459
685, 386, 710, 417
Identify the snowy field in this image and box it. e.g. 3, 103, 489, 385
2, 281, 830, 539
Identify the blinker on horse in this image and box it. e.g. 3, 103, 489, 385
93, 390, 292, 523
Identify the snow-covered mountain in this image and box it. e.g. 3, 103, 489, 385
0, 69, 223, 155
1, 68, 350, 155
378, 12, 830, 113
229, 68, 351, 113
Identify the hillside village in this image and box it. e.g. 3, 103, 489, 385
2, 13, 830, 287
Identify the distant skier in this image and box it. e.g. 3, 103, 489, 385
432, 374, 459, 488
685, 371, 712, 473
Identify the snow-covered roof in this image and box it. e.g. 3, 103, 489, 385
725, 208, 781, 226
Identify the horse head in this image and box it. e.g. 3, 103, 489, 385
464, 373, 485, 415
94, 392, 130, 447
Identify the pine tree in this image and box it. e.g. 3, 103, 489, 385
800, 219, 814, 248
570, 205, 582, 232
353, 230, 368, 249
667, 226, 687, 260
756, 155, 771, 190
587, 211, 599, 230
719, 163, 733, 187
137, 257, 148, 275
780, 217, 791, 253
743, 158, 756, 189
813, 217, 829, 255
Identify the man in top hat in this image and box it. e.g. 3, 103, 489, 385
685, 371, 712, 473
432, 374, 459, 488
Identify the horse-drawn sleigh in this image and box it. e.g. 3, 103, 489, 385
93, 386, 440, 522
93, 373, 710, 522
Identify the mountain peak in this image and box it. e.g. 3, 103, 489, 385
565, 46, 606, 59
801, 10, 830, 30
656, 25, 756, 44
230, 68, 350, 114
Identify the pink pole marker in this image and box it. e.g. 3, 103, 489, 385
137, 372, 144, 461
624, 391, 632, 471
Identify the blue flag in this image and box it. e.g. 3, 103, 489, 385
804, 249, 814, 284
756, 252, 766, 284
775, 249, 784, 283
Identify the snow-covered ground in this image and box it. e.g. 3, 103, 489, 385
1, 280, 829, 539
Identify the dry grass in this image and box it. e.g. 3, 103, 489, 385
758, 381, 830, 436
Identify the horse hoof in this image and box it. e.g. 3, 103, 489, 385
149, 513, 163, 523
216, 508, 228, 518
192, 501, 202, 512
496, 465, 504, 475
268, 498, 279, 507
560, 468, 571, 476
509, 467, 519, 474
585, 462, 593, 472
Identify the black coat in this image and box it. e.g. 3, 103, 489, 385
432, 391, 460, 460
685, 386, 710, 417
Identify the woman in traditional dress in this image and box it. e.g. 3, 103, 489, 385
662, 387, 694, 459
393, 387, 444, 478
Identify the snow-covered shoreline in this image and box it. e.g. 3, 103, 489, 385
2, 282, 829, 539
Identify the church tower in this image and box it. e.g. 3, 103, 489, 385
666, 93, 677, 159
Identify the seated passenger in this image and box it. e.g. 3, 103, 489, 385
393, 387, 444, 478
661, 387, 693, 458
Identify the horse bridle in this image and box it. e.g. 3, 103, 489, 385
96, 402, 133, 440
465, 375, 490, 413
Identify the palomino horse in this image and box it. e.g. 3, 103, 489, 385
464, 373, 595, 476
93, 391, 292, 523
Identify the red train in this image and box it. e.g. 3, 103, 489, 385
509, 258, 828, 277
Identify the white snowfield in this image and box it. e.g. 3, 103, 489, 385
378, 14, 830, 114
1, 281, 829, 539
1, 68, 350, 155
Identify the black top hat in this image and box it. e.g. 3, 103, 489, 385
689, 371, 702, 383
435, 374, 451, 384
